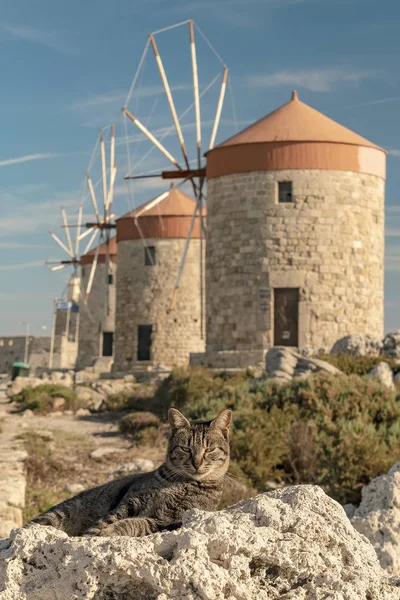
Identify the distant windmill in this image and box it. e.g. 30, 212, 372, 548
46, 125, 117, 307
82, 124, 117, 306
122, 20, 229, 335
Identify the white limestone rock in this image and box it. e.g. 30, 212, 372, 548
368, 362, 395, 389
6, 377, 42, 398
110, 458, 155, 478
75, 386, 105, 410
382, 331, 400, 359
331, 334, 382, 357
90, 446, 124, 459
0, 486, 398, 600
352, 463, 400, 575
266, 347, 341, 381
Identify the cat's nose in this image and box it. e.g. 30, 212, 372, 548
192, 458, 203, 470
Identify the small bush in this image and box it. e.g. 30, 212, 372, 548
316, 353, 399, 376
156, 368, 400, 505
13, 384, 79, 414
100, 384, 157, 413
119, 411, 165, 446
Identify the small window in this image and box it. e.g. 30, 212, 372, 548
278, 181, 293, 203
81, 267, 86, 277
108, 274, 113, 285
145, 246, 156, 266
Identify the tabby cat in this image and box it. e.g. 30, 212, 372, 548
29, 408, 231, 537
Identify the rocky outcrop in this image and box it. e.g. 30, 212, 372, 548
331, 334, 382, 357
382, 331, 400, 359
351, 463, 400, 576
0, 403, 27, 539
266, 347, 341, 382
368, 362, 395, 389
1, 486, 398, 599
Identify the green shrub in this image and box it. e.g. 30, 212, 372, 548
157, 368, 400, 505
13, 384, 79, 414
316, 353, 399, 376
119, 411, 165, 446
100, 384, 157, 413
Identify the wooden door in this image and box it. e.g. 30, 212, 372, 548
274, 288, 299, 347
137, 325, 152, 361
102, 332, 113, 357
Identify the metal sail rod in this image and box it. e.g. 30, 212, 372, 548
78, 224, 97, 241
86, 172, 101, 224
83, 229, 99, 255
209, 67, 228, 150
85, 242, 100, 302
50, 232, 74, 258
100, 130, 108, 214
110, 125, 115, 183
123, 108, 181, 169
189, 21, 201, 169
199, 192, 204, 339
61, 208, 73, 255
170, 195, 201, 308
106, 165, 117, 212
75, 203, 83, 256
149, 34, 190, 170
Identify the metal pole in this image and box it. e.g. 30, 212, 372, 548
49, 299, 57, 369
24, 323, 30, 364
65, 301, 71, 341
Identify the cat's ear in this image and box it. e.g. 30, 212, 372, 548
210, 409, 232, 437
168, 408, 191, 431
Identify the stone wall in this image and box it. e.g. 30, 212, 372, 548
52, 308, 78, 370
113, 238, 204, 371
205, 169, 384, 359
0, 398, 27, 538
0, 337, 50, 375
76, 262, 116, 369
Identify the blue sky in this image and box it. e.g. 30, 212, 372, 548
0, 0, 399, 336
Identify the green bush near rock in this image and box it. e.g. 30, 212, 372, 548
157, 368, 400, 505
316, 353, 399, 376
99, 384, 157, 413
119, 411, 165, 446
13, 384, 79, 414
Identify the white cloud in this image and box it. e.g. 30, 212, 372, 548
388, 149, 400, 157
386, 206, 400, 213
346, 96, 400, 110
248, 67, 371, 92
0, 242, 52, 249
68, 84, 192, 113
386, 229, 400, 237
0, 153, 62, 168
1, 23, 76, 54
0, 261, 44, 271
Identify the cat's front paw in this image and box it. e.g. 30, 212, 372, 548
84, 523, 118, 537
84, 526, 103, 537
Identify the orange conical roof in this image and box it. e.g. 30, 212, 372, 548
116, 185, 206, 242
80, 236, 117, 265
120, 185, 205, 219
217, 91, 382, 150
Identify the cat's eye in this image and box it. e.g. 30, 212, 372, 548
179, 446, 191, 453
206, 447, 223, 455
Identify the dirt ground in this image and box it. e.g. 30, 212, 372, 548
1, 397, 166, 523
